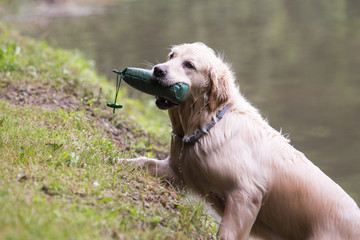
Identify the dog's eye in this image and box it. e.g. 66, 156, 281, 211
183, 61, 196, 70
168, 53, 174, 60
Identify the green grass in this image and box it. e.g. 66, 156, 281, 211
0, 23, 217, 239
0, 22, 170, 142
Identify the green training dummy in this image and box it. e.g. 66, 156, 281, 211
107, 67, 189, 113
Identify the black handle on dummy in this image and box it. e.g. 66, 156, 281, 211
107, 103, 123, 108
107, 102, 123, 114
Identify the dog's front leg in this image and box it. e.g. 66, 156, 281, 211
218, 190, 261, 240
125, 157, 179, 183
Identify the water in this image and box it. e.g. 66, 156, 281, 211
3, 0, 360, 202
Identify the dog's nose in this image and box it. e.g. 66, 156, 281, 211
153, 66, 167, 78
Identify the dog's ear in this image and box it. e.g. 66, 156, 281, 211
208, 64, 231, 112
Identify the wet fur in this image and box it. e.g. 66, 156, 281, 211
126, 43, 360, 239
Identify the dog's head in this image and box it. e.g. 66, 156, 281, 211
152, 42, 234, 111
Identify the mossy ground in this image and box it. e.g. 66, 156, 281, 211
0, 24, 217, 239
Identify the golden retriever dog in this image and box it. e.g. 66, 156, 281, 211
125, 42, 360, 239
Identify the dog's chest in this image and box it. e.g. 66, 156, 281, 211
170, 139, 238, 194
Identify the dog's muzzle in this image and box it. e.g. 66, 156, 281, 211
152, 65, 178, 110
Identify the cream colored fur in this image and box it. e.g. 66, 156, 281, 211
126, 42, 360, 240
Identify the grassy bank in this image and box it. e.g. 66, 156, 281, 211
0, 24, 217, 239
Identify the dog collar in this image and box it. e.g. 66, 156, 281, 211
172, 103, 231, 144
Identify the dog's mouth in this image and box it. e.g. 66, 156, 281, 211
155, 96, 177, 110
152, 68, 184, 110
153, 75, 179, 110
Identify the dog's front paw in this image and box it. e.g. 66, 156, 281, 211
120, 157, 150, 168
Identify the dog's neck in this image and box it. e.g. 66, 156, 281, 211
168, 94, 230, 143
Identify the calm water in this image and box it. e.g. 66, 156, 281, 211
3, 0, 360, 202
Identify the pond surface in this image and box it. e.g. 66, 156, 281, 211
3, 0, 360, 202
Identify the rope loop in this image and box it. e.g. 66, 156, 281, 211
106, 69, 123, 113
